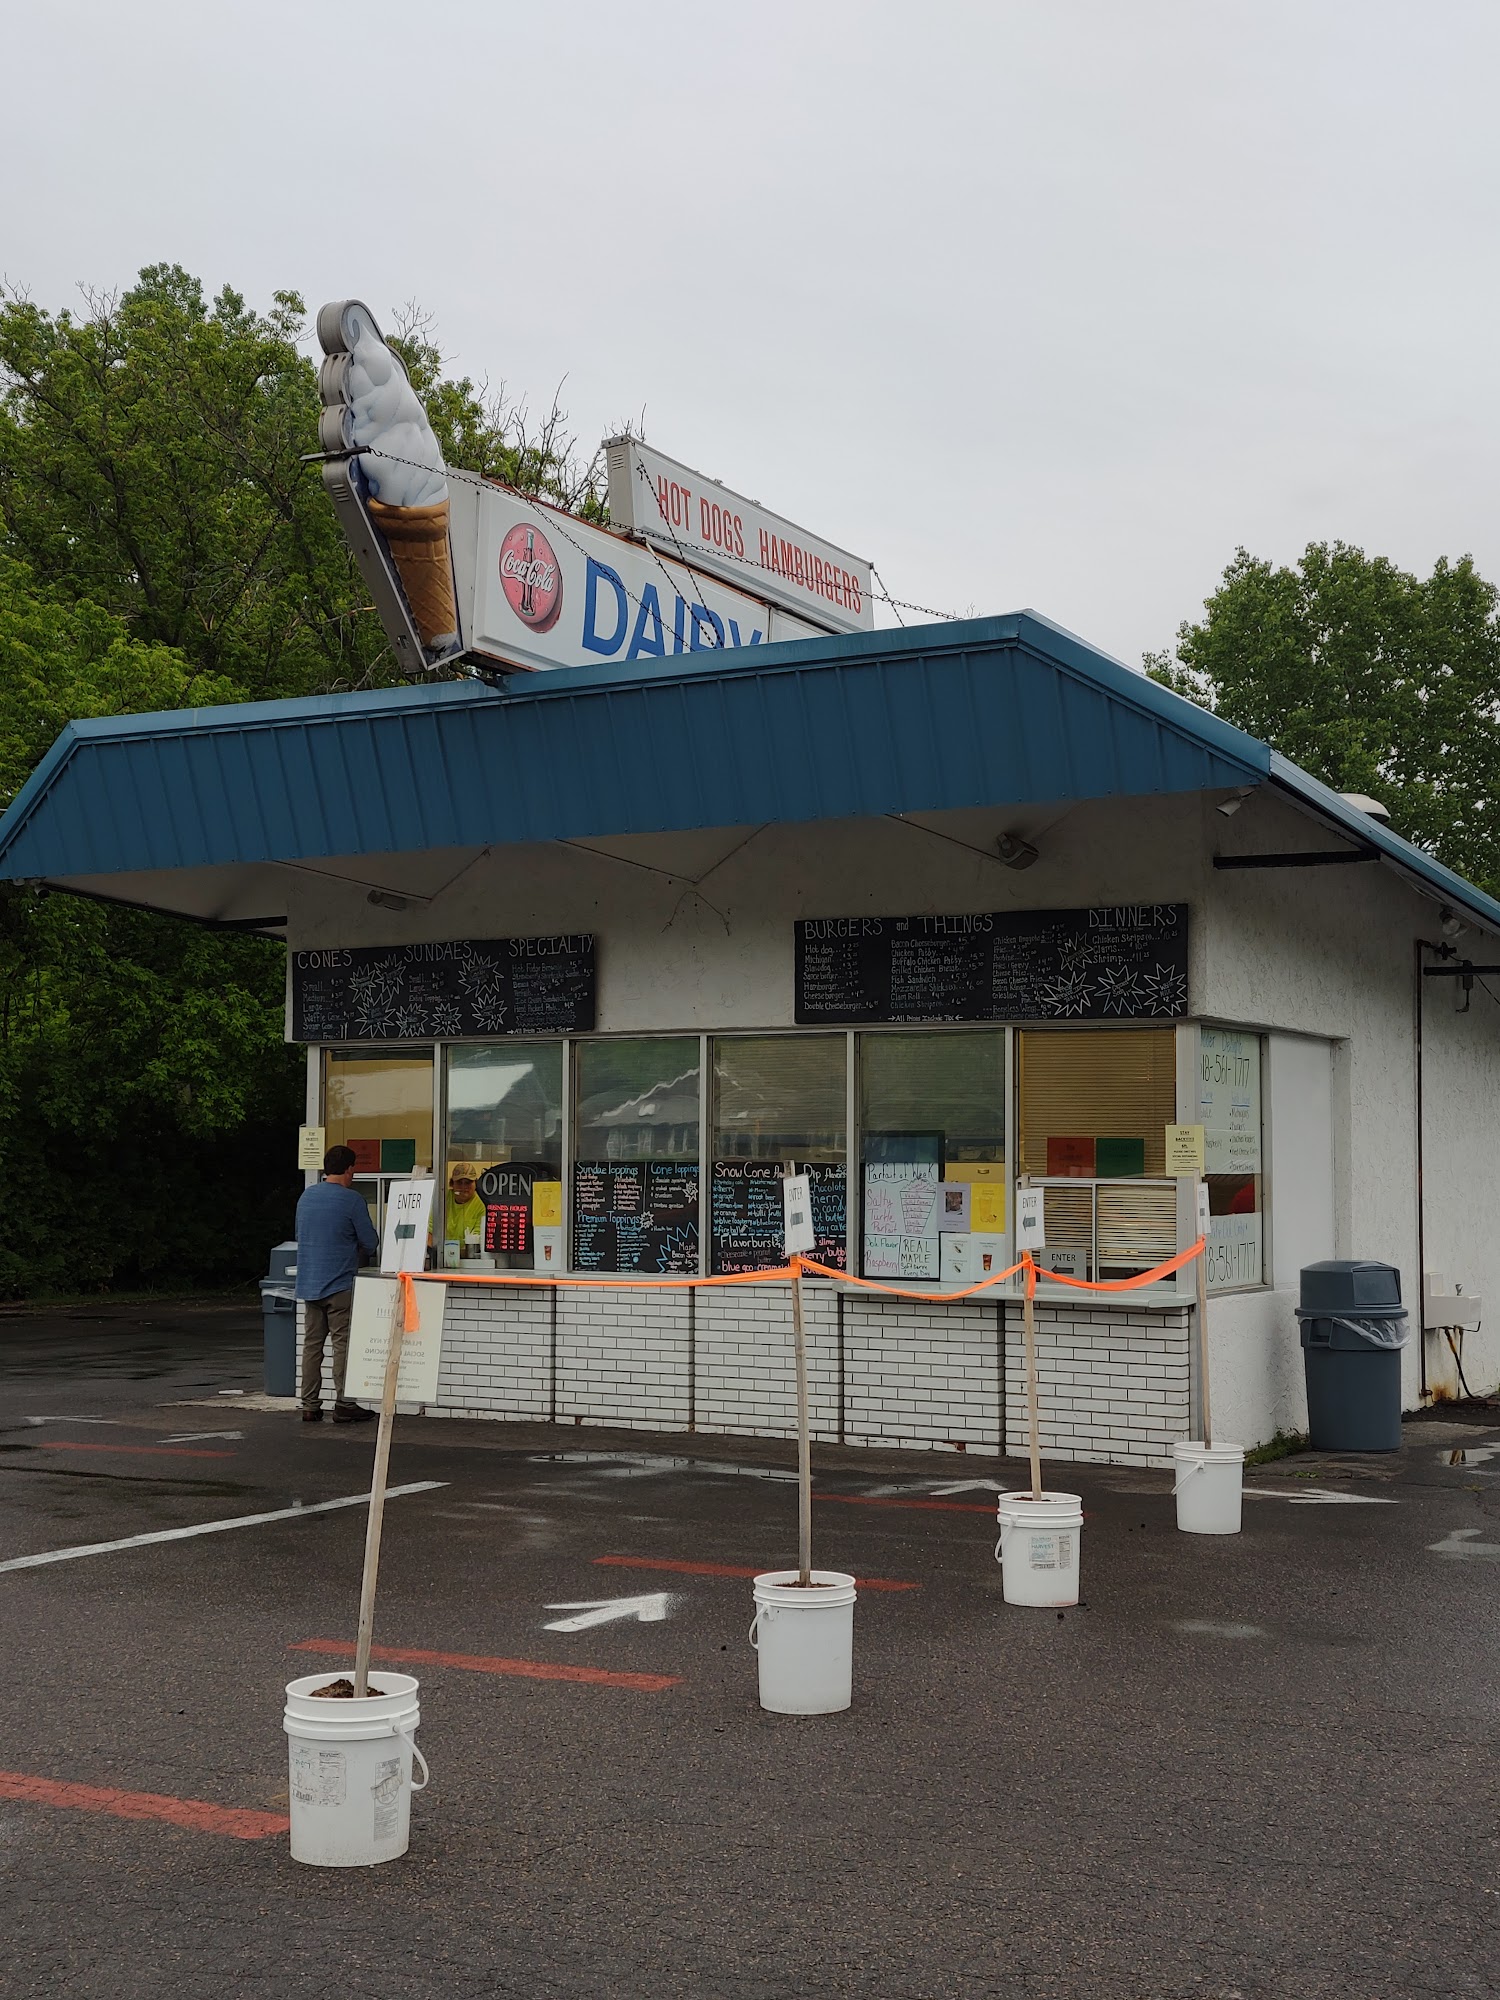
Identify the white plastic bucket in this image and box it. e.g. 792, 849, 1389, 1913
995, 1492, 1083, 1606
283, 1669, 429, 1867
1172, 1441, 1245, 1535
750, 1570, 857, 1714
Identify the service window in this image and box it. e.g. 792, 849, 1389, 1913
322, 1048, 434, 1234
710, 1035, 847, 1273
444, 1043, 562, 1272
858, 1030, 1006, 1281
1016, 1028, 1178, 1280
1198, 1027, 1264, 1290
572, 1038, 700, 1274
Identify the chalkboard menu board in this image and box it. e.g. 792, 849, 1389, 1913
711, 1161, 847, 1274
794, 906, 1188, 1024
291, 936, 595, 1042
572, 1160, 699, 1274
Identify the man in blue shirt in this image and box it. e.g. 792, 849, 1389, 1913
295, 1145, 380, 1424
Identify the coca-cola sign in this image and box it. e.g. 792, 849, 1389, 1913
498, 523, 563, 633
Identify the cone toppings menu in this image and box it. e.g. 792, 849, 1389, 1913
572, 1161, 699, 1274
794, 907, 1188, 1023
291, 936, 595, 1042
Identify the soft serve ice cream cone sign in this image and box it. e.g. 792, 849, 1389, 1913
317, 299, 461, 671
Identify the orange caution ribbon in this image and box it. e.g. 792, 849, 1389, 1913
396, 1237, 1205, 1307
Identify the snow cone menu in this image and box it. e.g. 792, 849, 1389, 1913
572, 1160, 699, 1274
291, 936, 595, 1042
794, 907, 1189, 1024
710, 1160, 847, 1274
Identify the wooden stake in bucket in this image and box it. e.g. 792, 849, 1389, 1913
748, 1171, 857, 1715
354, 1281, 409, 1696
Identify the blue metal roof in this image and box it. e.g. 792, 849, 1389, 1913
0, 613, 1264, 877
1, 607, 1494, 935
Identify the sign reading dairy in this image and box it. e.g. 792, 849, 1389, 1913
605, 438, 874, 636
449, 477, 821, 675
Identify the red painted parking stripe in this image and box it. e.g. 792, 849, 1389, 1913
34, 1442, 236, 1460
816, 1493, 994, 1514
0, 1770, 287, 1840
593, 1555, 920, 1592
289, 1637, 680, 1692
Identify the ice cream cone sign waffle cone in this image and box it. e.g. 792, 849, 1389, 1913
316, 300, 461, 668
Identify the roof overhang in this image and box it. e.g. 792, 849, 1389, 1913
2, 609, 1495, 941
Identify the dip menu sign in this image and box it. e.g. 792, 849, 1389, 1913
794, 906, 1189, 1024
292, 936, 595, 1042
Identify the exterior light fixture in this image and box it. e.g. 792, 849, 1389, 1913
996, 832, 1039, 870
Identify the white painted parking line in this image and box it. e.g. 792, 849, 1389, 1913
0, 1482, 447, 1573
544, 1593, 672, 1632
1176, 1620, 1268, 1639
1243, 1488, 1395, 1506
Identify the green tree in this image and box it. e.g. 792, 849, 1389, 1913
1147, 541, 1500, 895
0, 552, 303, 1294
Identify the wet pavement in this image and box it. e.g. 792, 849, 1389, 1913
0, 1298, 1497, 2000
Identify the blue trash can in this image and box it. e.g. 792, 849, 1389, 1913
1296, 1260, 1410, 1451
261, 1241, 298, 1397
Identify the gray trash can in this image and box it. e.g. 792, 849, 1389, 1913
1296, 1260, 1410, 1451
260, 1241, 298, 1397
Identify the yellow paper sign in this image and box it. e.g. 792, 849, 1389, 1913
532, 1180, 562, 1227
1165, 1124, 1205, 1175
970, 1182, 1006, 1231
297, 1124, 326, 1170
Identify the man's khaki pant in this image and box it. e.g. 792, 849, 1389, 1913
300, 1289, 354, 1412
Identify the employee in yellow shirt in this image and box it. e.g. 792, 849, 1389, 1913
444, 1163, 486, 1255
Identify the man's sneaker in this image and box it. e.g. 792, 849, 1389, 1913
333, 1404, 376, 1424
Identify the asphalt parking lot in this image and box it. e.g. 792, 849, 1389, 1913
1, 1298, 1497, 2000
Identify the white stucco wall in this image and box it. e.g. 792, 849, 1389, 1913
284, 782, 1500, 1449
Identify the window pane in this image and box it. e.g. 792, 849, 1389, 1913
323, 1050, 433, 1174
711, 1035, 847, 1273
444, 1043, 562, 1272
573, 1039, 700, 1274
1200, 1026, 1264, 1290
1017, 1028, 1176, 1178
859, 1030, 1005, 1280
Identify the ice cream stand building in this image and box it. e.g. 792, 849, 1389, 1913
1, 304, 1496, 1463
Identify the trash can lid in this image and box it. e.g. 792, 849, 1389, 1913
1298, 1259, 1402, 1313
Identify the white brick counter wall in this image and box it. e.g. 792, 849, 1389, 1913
300, 1283, 1193, 1466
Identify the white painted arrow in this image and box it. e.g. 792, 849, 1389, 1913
1428, 1527, 1500, 1558
1243, 1487, 1395, 1506
861, 1477, 1006, 1498
543, 1593, 671, 1632
160, 1431, 244, 1444
926, 1479, 1009, 1497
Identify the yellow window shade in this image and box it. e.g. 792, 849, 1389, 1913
1018, 1028, 1177, 1178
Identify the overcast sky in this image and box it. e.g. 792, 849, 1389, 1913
5, 1, 1496, 666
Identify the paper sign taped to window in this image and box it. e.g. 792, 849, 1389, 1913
298, 1125, 326, 1170
380, 1177, 435, 1276
970, 1183, 1005, 1232
532, 1180, 562, 1227
346, 1275, 446, 1403
1165, 1124, 1205, 1175
1015, 1186, 1045, 1251
783, 1173, 815, 1255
